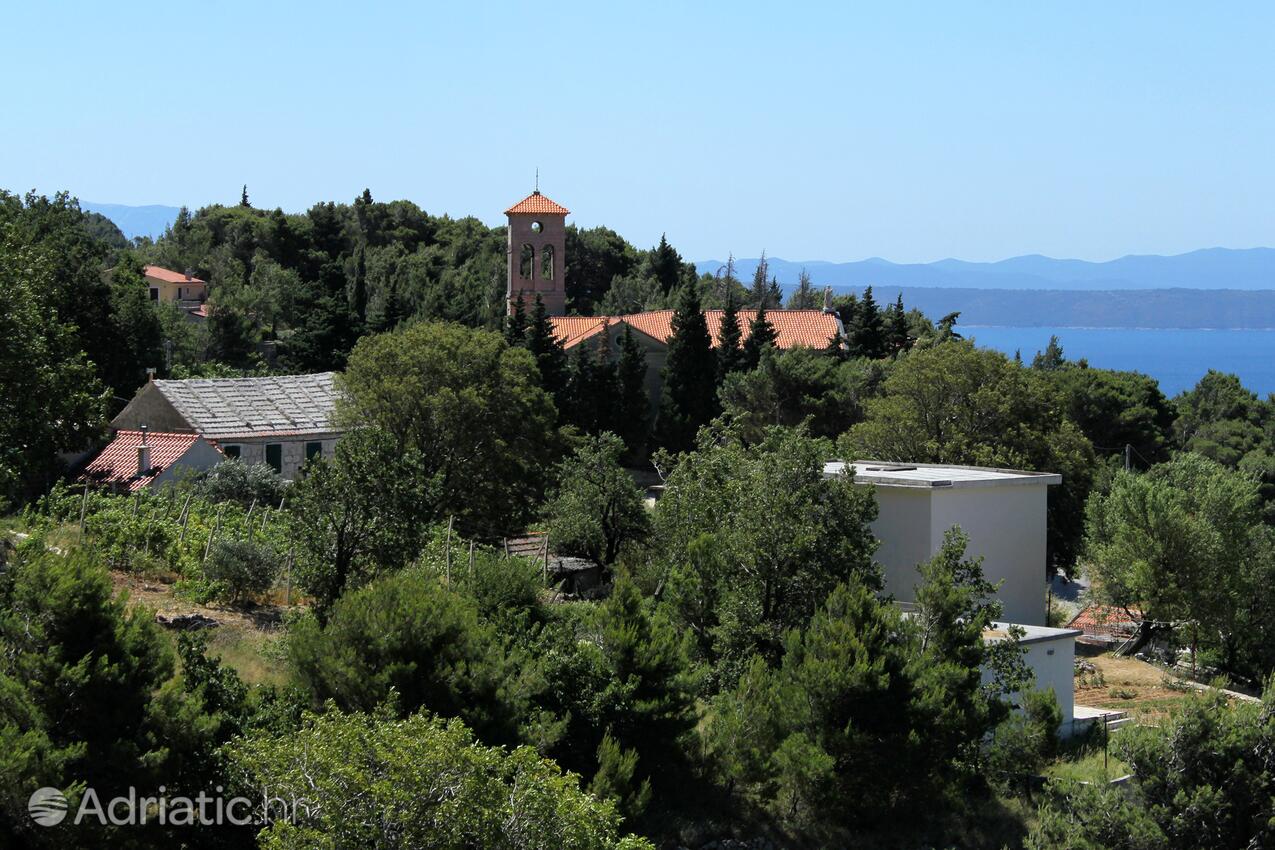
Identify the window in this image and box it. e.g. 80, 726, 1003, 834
222, 444, 241, 459
305, 442, 323, 462
530, 220, 543, 233
519, 243, 534, 279
540, 244, 554, 282
149, 288, 160, 301
265, 443, 282, 474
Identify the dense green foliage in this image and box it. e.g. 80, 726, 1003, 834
1030, 684, 1275, 850
229, 707, 653, 850
843, 340, 1097, 571
543, 434, 651, 565
337, 321, 561, 538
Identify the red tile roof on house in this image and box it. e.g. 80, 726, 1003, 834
82, 430, 208, 491
143, 265, 206, 285
550, 309, 840, 351
1067, 604, 1143, 638
505, 191, 570, 216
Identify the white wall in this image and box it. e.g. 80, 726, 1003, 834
869, 487, 933, 606
930, 486, 1048, 626
865, 483, 1048, 626
980, 632, 1076, 730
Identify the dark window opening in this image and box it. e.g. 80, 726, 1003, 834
519, 243, 534, 279
305, 441, 323, 461
222, 445, 241, 459
540, 244, 554, 282
265, 443, 282, 474
149, 288, 160, 301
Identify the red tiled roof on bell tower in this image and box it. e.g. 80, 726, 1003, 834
505, 191, 570, 216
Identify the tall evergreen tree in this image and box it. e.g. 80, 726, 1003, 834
848, 286, 885, 358
655, 284, 718, 453
649, 233, 682, 295
886, 293, 909, 354
505, 293, 528, 346
565, 342, 600, 433
786, 267, 817, 309
741, 303, 779, 371
717, 294, 745, 382
526, 294, 569, 405
767, 275, 783, 310
749, 251, 770, 307
240, 184, 250, 207
616, 323, 650, 460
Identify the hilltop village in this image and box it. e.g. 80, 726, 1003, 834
3, 187, 1275, 849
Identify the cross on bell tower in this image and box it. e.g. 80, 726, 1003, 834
506, 187, 569, 316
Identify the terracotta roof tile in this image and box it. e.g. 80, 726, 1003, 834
1067, 604, 1142, 637
551, 309, 839, 351
82, 430, 209, 491
505, 192, 570, 216
143, 265, 206, 285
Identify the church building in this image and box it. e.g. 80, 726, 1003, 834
503, 189, 845, 406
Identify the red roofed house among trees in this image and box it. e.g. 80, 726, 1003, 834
82, 428, 224, 492
143, 265, 207, 305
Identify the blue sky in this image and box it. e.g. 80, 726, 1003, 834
3, 2, 1272, 263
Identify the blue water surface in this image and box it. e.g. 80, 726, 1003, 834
965, 326, 1275, 398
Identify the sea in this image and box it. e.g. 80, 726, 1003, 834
963, 326, 1275, 398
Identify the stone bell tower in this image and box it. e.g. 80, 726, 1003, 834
506, 188, 569, 316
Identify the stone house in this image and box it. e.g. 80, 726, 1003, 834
105, 372, 341, 481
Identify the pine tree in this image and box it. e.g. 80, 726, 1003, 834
505, 293, 528, 347
527, 294, 569, 405
1031, 335, 1066, 371
886, 293, 909, 354
655, 284, 718, 453
786, 268, 816, 309
749, 251, 770, 307
649, 233, 682, 295
742, 303, 779, 371
767, 275, 783, 310
350, 244, 368, 325
616, 323, 650, 460
717, 294, 745, 382
848, 286, 885, 358
240, 184, 250, 207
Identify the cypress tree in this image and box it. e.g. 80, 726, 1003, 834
505, 293, 528, 346
566, 342, 600, 433
616, 324, 650, 461
656, 284, 718, 453
741, 303, 778, 371
849, 286, 885, 359
749, 251, 770, 307
649, 234, 682, 295
527, 294, 569, 405
886, 293, 909, 354
767, 275, 783, 310
591, 336, 619, 437
717, 294, 745, 382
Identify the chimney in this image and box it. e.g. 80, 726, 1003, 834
185, 268, 194, 281
136, 425, 151, 476
146, 367, 157, 382
823, 286, 833, 313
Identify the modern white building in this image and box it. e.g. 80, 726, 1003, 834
983, 622, 1083, 729
825, 461, 1062, 626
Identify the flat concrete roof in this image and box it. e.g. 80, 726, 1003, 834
824, 460, 1062, 489
984, 622, 1083, 646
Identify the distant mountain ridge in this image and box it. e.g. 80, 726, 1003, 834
80, 202, 181, 241
696, 247, 1275, 292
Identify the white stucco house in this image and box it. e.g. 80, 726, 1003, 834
825, 461, 1060, 626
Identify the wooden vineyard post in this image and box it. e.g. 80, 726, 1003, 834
203, 506, 224, 564
445, 516, 454, 586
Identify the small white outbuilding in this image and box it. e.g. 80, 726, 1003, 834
983, 622, 1082, 728
824, 461, 1062, 626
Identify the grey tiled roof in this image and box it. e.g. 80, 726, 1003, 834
154, 373, 339, 439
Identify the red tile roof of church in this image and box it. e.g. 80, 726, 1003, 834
82, 430, 207, 491
549, 309, 839, 350
505, 191, 570, 216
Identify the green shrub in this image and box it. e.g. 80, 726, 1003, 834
196, 460, 284, 507
203, 537, 281, 602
